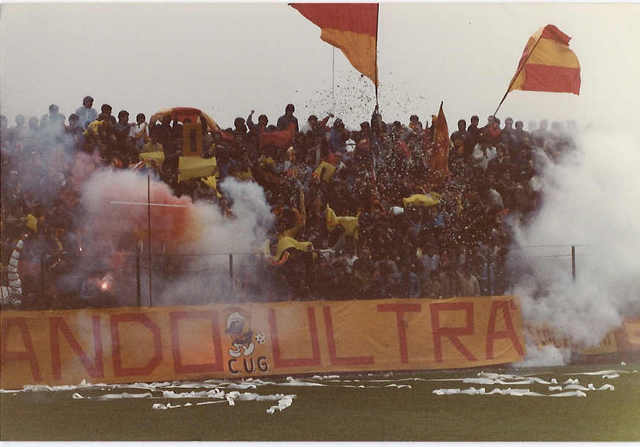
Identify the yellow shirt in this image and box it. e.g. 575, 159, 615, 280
142, 142, 164, 153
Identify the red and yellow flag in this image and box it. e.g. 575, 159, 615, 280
291, 3, 379, 85
509, 24, 581, 94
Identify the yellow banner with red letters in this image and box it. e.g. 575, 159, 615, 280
0, 296, 526, 389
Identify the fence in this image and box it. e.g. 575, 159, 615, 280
4, 243, 587, 310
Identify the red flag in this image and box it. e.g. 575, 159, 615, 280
259, 122, 295, 150
291, 3, 379, 85
430, 102, 450, 180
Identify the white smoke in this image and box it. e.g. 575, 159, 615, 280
510, 125, 640, 357
514, 344, 570, 368
77, 169, 274, 306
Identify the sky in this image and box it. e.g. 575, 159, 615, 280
1, 1, 639, 130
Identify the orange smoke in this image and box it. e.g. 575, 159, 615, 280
84, 170, 202, 246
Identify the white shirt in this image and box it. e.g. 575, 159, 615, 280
129, 122, 148, 149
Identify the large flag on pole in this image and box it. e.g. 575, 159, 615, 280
509, 24, 581, 94
290, 3, 379, 86
495, 24, 580, 115
430, 101, 450, 181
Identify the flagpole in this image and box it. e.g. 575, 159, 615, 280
493, 30, 544, 117
147, 175, 152, 307
332, 47, 336, 113
374, 2, 380, 107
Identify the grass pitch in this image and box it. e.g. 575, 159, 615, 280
1, 362, 639, 441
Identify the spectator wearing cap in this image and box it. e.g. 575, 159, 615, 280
75, 96, 97, 129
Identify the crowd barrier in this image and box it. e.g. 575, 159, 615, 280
0, 296, 525, 388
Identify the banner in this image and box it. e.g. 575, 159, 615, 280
619, 319, 640, 353
524, 324, 619, 356
0, 296, 525, 389
524, 318, 640, 356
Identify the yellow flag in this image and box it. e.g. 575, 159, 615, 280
402, 193, 441, 208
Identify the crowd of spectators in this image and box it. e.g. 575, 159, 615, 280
0, 95, 577, 308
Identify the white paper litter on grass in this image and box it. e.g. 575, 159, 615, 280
277, 377, 326, 387
564, 384, 591, 391
567, 370, 624, 376
266, 395, 295, 414
433, 386, 589, 397
96, 392, 153, 400
549, 391, 587, 397
487, 388, 544, 397
6, 383, 92, 393
433, 388, 462, 395
224, 382, 258, 390
460, 378, 496, 385
71, 391, 153, 400
366, 377, 429, 383
430, 373, 553, 386
563, 383, 614, 392
461, 387, 487, 395
433, 387, 543, 396
161, 389, 225, 399
152, 402, 181, 410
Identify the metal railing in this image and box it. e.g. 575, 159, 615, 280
2, 243, 588, 310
